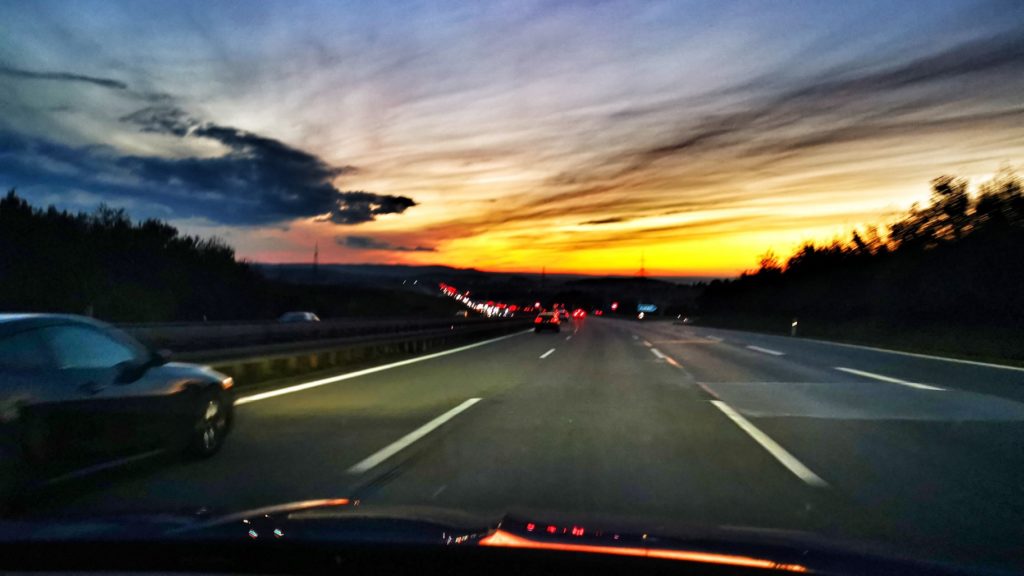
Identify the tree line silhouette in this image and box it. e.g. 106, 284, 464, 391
0, 190, 456, 322
697, 170, 1024, 360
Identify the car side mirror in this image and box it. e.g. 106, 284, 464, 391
116, 349, 171, 384
115, 360, 146, 384
153, 348, 172, 365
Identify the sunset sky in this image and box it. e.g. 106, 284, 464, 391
2, 0, 1022, 277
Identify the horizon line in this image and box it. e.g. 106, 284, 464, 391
254, 261, 731, 281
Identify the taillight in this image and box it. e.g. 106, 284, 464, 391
534, 317, 543, 323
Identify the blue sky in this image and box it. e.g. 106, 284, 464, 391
1, 0, 1022, 274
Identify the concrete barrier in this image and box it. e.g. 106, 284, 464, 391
182, 320, 530, 388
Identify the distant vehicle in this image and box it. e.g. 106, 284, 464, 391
558, 309, 570, 323
454, 310, 470, 318
572, 309, 586, 318
534, 312, 561, 333
593, 310, 604, 316
0, 314, 234, 507
278, 311, 321, 323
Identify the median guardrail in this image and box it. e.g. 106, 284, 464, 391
167, 318, 530, 389
120, 316, 507, 352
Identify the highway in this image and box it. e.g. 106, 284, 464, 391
32, 317, 1024, 570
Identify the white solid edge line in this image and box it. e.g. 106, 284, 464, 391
234, 329, 531, 405
835, 367, 944, 391
650, 348, 666, 359
643, 340, 653, 347
539, 348, 556, 359
747, 345, 785, 356
705, 335, 723, 342
711, 401, 829, 488
800, 336, 1024, 373
348, 398, 482, 474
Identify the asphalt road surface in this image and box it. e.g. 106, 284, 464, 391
31, 318, 1024, 570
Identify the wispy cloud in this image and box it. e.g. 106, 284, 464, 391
579, 216, 628, 225
0, 65, 171, 102
0, 65, 129, 90
598, 30, 1024, 182
454, 26, 1024, 250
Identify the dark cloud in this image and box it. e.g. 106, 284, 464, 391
120, 106, 197, 136
0, 65, 129, 90
0, 105, 416, 226
338, 235, 435, 252
319, 192, 417, 225
116, 105, 416, 225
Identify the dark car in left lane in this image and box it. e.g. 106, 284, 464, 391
0, 314, 234, 507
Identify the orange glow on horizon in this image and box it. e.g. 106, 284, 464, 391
477, 529, 808, 572
229, 155, 1022, 278
240, 209, 881, 277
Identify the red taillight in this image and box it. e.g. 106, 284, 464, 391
534, 317, 543, 323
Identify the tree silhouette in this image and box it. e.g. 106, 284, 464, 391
698, 171, 1024, 359
0, 189, 265, 321
0, 189, 461, 322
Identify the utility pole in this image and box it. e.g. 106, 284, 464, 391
637, 250, 651, 319
313, 241, 319, 284
540, 266, 547, 310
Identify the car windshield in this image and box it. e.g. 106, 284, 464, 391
1, 1, 1023, 573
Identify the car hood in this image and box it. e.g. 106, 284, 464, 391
0, 499, 1001, 575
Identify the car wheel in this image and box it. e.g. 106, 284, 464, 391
187, 391, 230, 458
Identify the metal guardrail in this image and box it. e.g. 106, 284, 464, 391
120, 316, 513, 352
197, 319, 532, 388
174, 319, 526, 363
